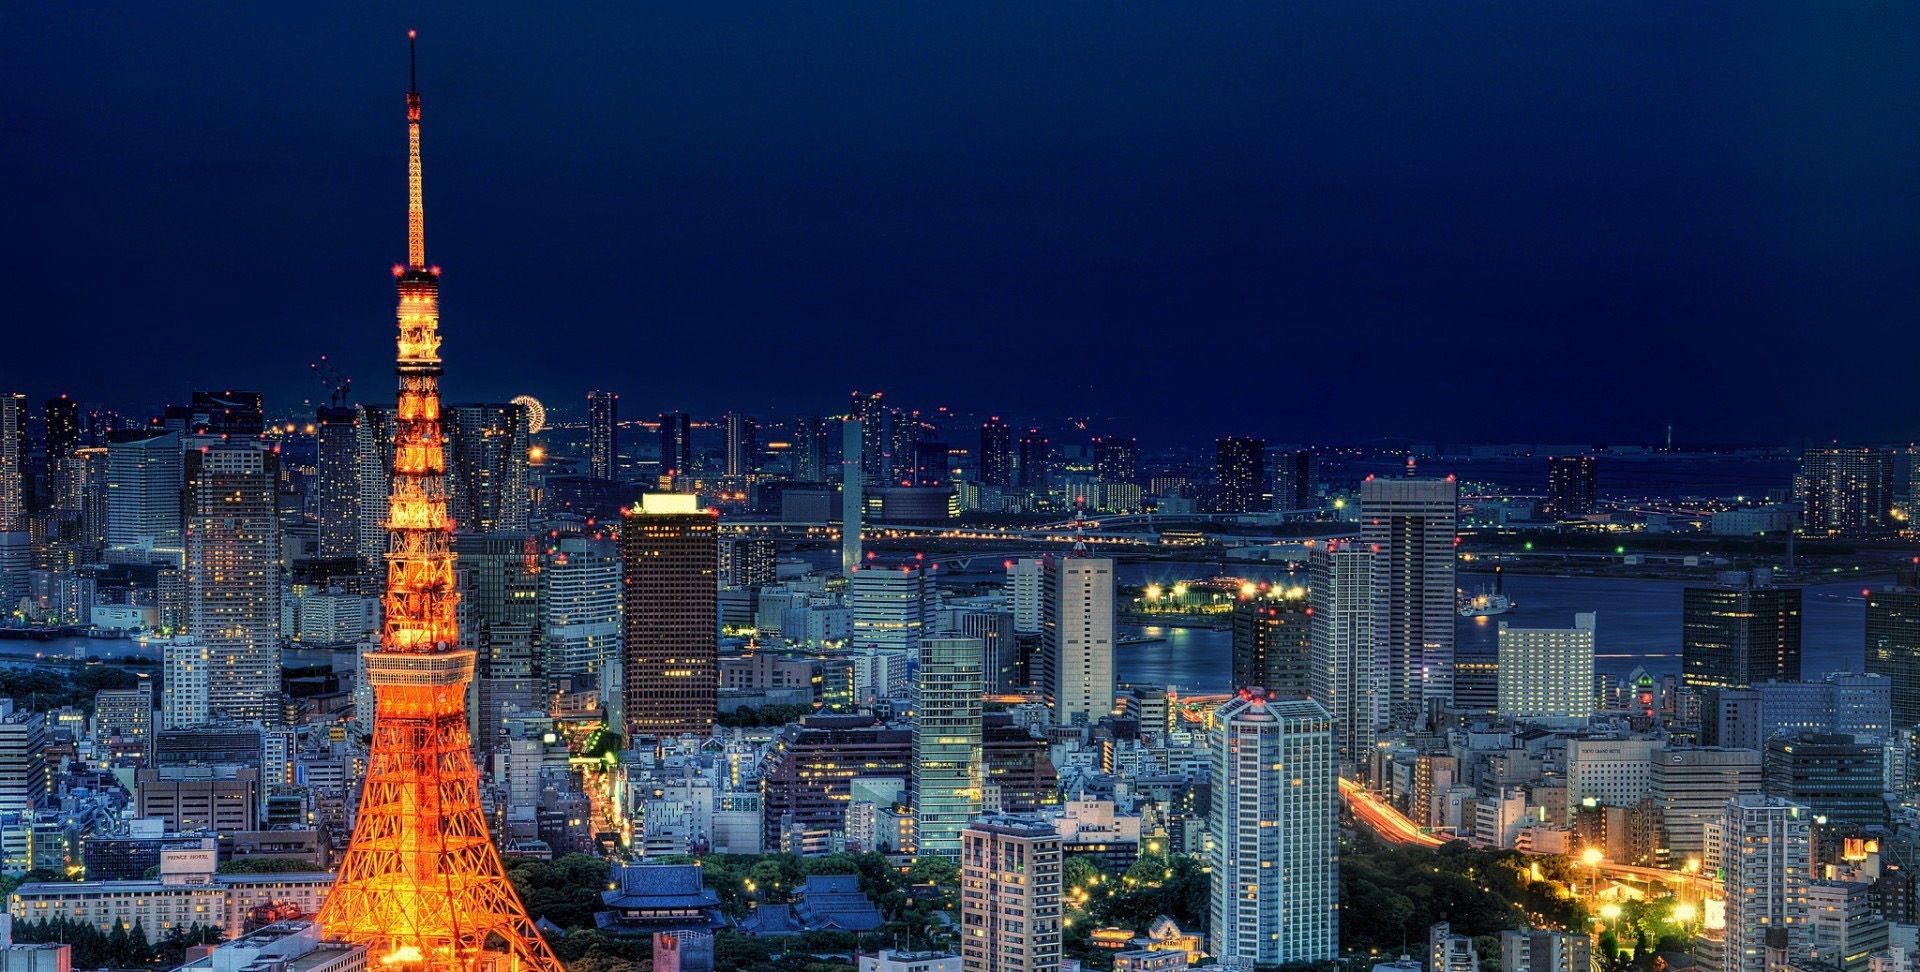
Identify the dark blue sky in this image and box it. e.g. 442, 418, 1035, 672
6, 3, 1918, 444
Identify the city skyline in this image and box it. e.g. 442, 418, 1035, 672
10, 5, 1920, 442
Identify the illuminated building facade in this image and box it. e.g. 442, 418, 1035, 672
1361, 476, 1458, 730
314, 405, 360, 560
1798, 447, 1893, 538
1042, 555, 1114, 727
1273, 448, 1319, 512
1495, 613, 1595, 721
443, 402, 532, 533
1308, 541, 1375, 773
587, 389, 618, 481
353, 403, 395, 574
620, 493, 719, 739
316, 35, 562, 971
0, 395, 23, 611
723, 411, 757, 477
912, 637, 984, 859
1682, 574, 1801, 689
960, 814, 1063, 972
658, 411, 693, 478
1866, 581, 1920, 726
186, 443, 282, 723
1230, 591, 1310, 696
979, 417, 1013, 490
105, 429, 183, 558
1207, 691, 1338, 968
1017, 428, 1050, 496
1091, 434, 1136, 487
1544, 455, 1597, 519
1213, 436, 1264, 513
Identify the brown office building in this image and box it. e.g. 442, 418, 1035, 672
621, 494, 719, 739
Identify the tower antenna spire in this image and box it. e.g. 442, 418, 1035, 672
408, 28, 417, 93
405, 29, 426, 269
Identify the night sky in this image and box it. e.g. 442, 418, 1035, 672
6, 4, 1919, 444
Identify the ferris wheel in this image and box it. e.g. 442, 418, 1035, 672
511, 395, 546, 435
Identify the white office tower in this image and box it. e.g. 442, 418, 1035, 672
1702, 796, 1811, 972
1650, 747, 1762, 860
1807, 880, 1887, 972
0, 706, 47, 814
913, 637, 984, 860
1043, 556, 1114, 728
1009, 558, 1043, 634
1496, 612, 1596, 721
851, 562, 932, 654
841, 418, 863, 576
961, 814, 1063, 972
187, 443, 282, 723
1360, 475, 1457, 730
542, 536, 622, 679
106, 429, 183, 560
1208, 691, 1338, 969
162, 638, 211, 729
1309, 541, 1375, 774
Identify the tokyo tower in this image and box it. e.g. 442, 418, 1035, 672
315, 32, 564, 972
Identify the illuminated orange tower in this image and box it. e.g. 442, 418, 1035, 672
316, 32, 563, 972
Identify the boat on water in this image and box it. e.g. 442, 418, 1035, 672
1458, 566, 1517, 618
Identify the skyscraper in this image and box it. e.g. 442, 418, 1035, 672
658, 411, 693, 477
1208, 690, 1338, 968
850, 391, 889, 484
851, 560, 932, 654
1091, 435, 1137, 486
723, 411, 758, 477
317, 40, 562, 967
106, 429, 183, 557
587, 390, 618, 481
314, 405, 360, 560
841, 418, 863, 575
1043, 555, 1114, 727
960, 814, 1063, 972
1496, 613, 1596, 721
0, 395, 24, 612
1703, 796, 1811, 972
186, 443, 281, 723
1683, 573, 1801, 689
979, 417, 1013, 490
1016, 428, 1050, 496
1865, 580, 1920, 726
1230, 590, 1311, 697
912, 637, 983, 859
1798, 447, 1893, 538
353, 403, 395, 574
443, 402, 532, 533
542, 535, 621, 680
790, 415, 827, 482
1272, 448, 1319, 512
162, 637, 211, 730
1544, 455, 1597, 519
1309, 541, 1375, 773
1361, 476, 1458, 730
621, 493, 719, 739
1214, 436, 1265, 513
42, 395, 80, 514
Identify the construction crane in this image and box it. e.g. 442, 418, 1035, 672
310, 355, 353, 408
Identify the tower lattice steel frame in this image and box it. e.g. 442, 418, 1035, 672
315, 33, 564, 972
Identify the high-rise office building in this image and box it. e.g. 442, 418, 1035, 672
959, 609, 1018, 694
1544, 455, 1597, 519
719, 535, 777, 590
1272, 449, 1319, 512
1763, 733, 1887, 830
162, 637, 211, 730
850, 391, 889, 484
1807, 880, 1887, 972
353, 404, 395, 573
1309, 541, 1375, 772
1865, 581, 1920, 728
587, 390, 618, 481
1496, 613, 1595, 721
542, 536, 621, 680
979, 418, 1014, 490
186, 443, 282, 723
1649, 747, 1763, 860
913, 637, 984, 860
1214, 436, 1265, 513
1798, 447, 1894, 538
1009, 558, 1043, 635
1683, 573, 1801, 689
1042, 555, 1114, 727
841, 419, 863, 575
851, 561, 932, 655
106, 429, 183, 556
658, 411, 693, 478
0, 395, 24, 611
1361, 476, 1458, 729
73, 445, 109, 554
1208, 691, 1338, 968
1016, 428, 1050, 496
722, 412, 758, 478
1091, 435, 1137, 486
1230, 591, 1311, 696
960, 814, 1063, 972
620, 494, 718, 739
444, 402, 532, 533
790, 416, 828, 482
0, 708, 48, 814
314, 405, 360, 560
43, 395, 80, 514
1703, 796, 1811, 972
